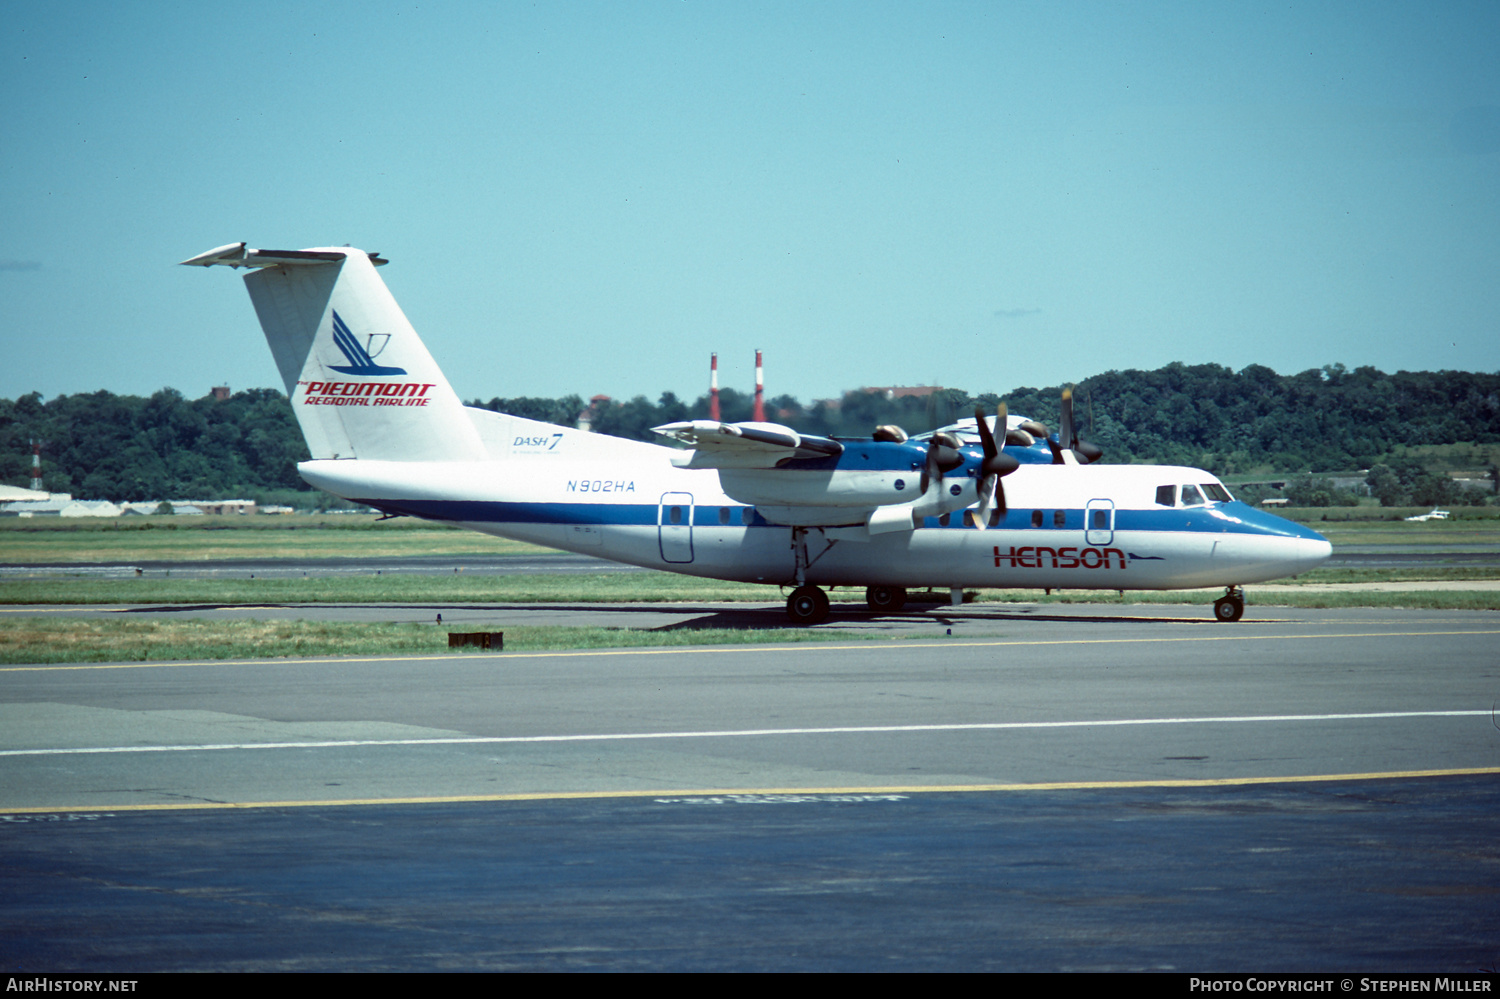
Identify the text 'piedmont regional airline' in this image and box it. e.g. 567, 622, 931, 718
183, 243, 1332, 623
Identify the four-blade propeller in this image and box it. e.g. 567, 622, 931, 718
1049, 387, 1104, 465
919, 433, 965, 495
970, 403, 1020, 529
931, 385, 1102, 528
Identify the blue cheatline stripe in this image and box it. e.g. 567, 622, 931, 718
352, 498, 1323, 540
357, 499, 659, 526
926, 502, 1319, 540
1116, 502, 1327, 541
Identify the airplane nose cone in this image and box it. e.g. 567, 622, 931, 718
1290, 535, 1333, 574
1231, 504, 1333, 574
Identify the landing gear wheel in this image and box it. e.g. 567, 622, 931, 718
865, 585, 908, 613
787, 585, 831, 625
1213, 595, 1244, 622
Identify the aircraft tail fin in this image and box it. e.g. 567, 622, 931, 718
183, 244, 485, 462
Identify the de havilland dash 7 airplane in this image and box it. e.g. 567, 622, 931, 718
183, 242, 1332, 624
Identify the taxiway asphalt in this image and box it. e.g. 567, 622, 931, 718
3, 602, 1498, 970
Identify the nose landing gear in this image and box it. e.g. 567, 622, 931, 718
1213, 586, 1245, 622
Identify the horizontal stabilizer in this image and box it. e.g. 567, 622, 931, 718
181, 243, 387, 268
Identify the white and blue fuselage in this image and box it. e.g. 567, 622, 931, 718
300, 435, 1331, 592
183, 242, 1332, 620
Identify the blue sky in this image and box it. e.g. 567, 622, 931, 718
3, 1, 1498, 408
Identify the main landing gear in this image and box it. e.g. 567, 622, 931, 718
785, 585, 912, 624
786, 526, 833, 624
865, 585, 907, 613
786, 585, 830, 624
1213, 586, 1245, 623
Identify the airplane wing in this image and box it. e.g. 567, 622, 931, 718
652, 420, 843, 469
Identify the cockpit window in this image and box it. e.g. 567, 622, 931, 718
1180, 484, 1205, 506
1202, 483, 1232, 503
1155, 485, 1176, 507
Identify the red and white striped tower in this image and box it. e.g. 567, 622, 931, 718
709, 353, 720, 422
29, 439, 42, 492
753, 348, 765, 423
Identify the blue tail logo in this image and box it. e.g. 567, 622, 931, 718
328, 311, 407, 376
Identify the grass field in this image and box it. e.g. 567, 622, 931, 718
0, 571, 775, 605
1300, 520, 1500, 548
0, 515, 542, 562
0, 617, 875, 665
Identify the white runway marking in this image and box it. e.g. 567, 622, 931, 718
1, 709, 1487, 757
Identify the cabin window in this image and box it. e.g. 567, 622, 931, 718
669, 506, 683, 524
1180, 485, 1205, 506
1202, 483, 1232, 503
990, 509, 1002, 528
741, 507, 754, 525
718, 507, 731, 525
938, 513, 951, 527
1090, 508, 1110, 530
1053, 510, 1066, 528
1156, 485, 1176, 507
1030, 510, 1043, 528
963, 510, 975, 528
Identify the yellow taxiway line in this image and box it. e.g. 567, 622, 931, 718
4, 766, 1498, 815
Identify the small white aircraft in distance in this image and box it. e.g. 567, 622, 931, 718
182, 242, 1332, 624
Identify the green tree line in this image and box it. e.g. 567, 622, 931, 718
480, 363, 1500, 475
0, 388, 309, 502
4, 363, 1498, 503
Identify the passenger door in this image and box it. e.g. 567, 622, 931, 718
658, 492, 695, 563
1085, 498, 1115, 546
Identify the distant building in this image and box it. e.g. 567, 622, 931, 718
182, 499, 256, 516
211, 385, 231, 401
578, 395, 611, 433
120, 501, 203, 516
60, 499, 122, 518
0, 492, 72, 517
863, 385, 943, 400
814, 385, 945, 411
0, 484, 52, 504
0, 494, 123, 518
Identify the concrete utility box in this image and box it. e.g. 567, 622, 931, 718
448, 632, 504, 650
